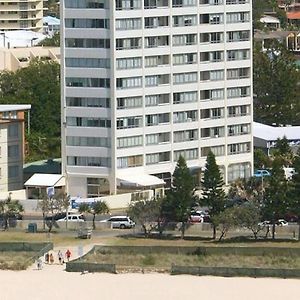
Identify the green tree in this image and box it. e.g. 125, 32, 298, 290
271, 136, 294, 166
289, 151, 300, 240
38, 192, 70, 232
201, 151, 226, 239
253, 40, 300, 126
0, 59, 61, 162
127, 198, 164, 237
79, 201, 109, 230
164, 156, 196, 238
0, 194, 24, 230
213, 207, 239, 241
254, 149, 271, 170
228, 177, 264, 203
263, 158, 289, 239
38, 32, 60, 47
235, 203, 263, 240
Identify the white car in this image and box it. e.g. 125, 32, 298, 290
57, 214, 85, 222
100, 216, 135, 229
276, 219, 288, 226
258, 219, 288, 227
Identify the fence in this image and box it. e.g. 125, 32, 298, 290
0, 242, 53, 252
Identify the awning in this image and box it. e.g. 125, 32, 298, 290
24, 173, 65, 187
117, 172, 165, 187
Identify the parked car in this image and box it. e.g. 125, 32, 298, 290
258, 219, 288, 227
283, 167, 297, 181
100, 216, 135, 229
258, 220, 271, 227
189, 211, 204, 223
284, 213, 299, 223
44, 212, 67, 222
57, 214, 85, 222
254, 169, 271, 178
189, 210, 211, 223
276, 219, 288, 226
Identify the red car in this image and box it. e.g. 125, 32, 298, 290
189, 211, 206, 223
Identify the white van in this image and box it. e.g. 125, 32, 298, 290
101, 216, 135, 229
283, 167, 297, 180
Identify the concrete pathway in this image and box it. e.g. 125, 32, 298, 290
32, 243, 94, 271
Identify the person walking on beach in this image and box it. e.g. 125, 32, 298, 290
58, 250, 63, 264
65, 249, 71, 262
45, 253, 49, 264
36, 258, 42, 270
49, 253, 54, 264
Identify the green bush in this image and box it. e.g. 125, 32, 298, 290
141, 255, 156, 266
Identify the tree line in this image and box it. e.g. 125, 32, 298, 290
128, 146, 300, 241
0, 60, 61, 162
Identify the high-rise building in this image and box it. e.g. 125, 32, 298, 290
61, 0, 253, 198
0, 0, 45, 32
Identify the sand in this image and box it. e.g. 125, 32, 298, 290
1, 264, 300, 300
1, 245, 299, 300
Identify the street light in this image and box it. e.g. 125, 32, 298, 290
0, 32, 5, 48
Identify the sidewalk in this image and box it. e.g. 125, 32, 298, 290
32, 243, 94, 271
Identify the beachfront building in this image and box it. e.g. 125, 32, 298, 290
0, 0, 45, 32
0, 105, 31, 192
61, 0, 253, 197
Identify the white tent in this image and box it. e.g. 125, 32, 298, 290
117, 171, 165, 187
24, 173, 65, 188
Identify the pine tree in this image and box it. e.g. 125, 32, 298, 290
290, 151, 300, 240
164, 156, 196, 238
201, 151, 226, 239
263, 158, 289, 239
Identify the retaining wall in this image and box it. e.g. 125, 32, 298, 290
171, 265, 300, 279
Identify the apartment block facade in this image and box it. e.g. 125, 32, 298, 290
61, 0, 253, 197
0, 105, 31, 192
0, 0, 44, 32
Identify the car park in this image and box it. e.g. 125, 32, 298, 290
100, 216, 135, 229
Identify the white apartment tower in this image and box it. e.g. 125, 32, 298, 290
61, 0, 253, 198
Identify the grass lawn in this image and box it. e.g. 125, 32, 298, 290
0, 230, 300, 271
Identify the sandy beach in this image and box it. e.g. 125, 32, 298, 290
1, 264, 300, 300
1, 245, 299, 300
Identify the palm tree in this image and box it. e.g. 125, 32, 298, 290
0, 194, 24, 230
79, 201, 109, 229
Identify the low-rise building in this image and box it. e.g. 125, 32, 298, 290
0, 46, 60, 71
0, 105, 31, 192
43, 16, 60, 37
253, 122, 300, 155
